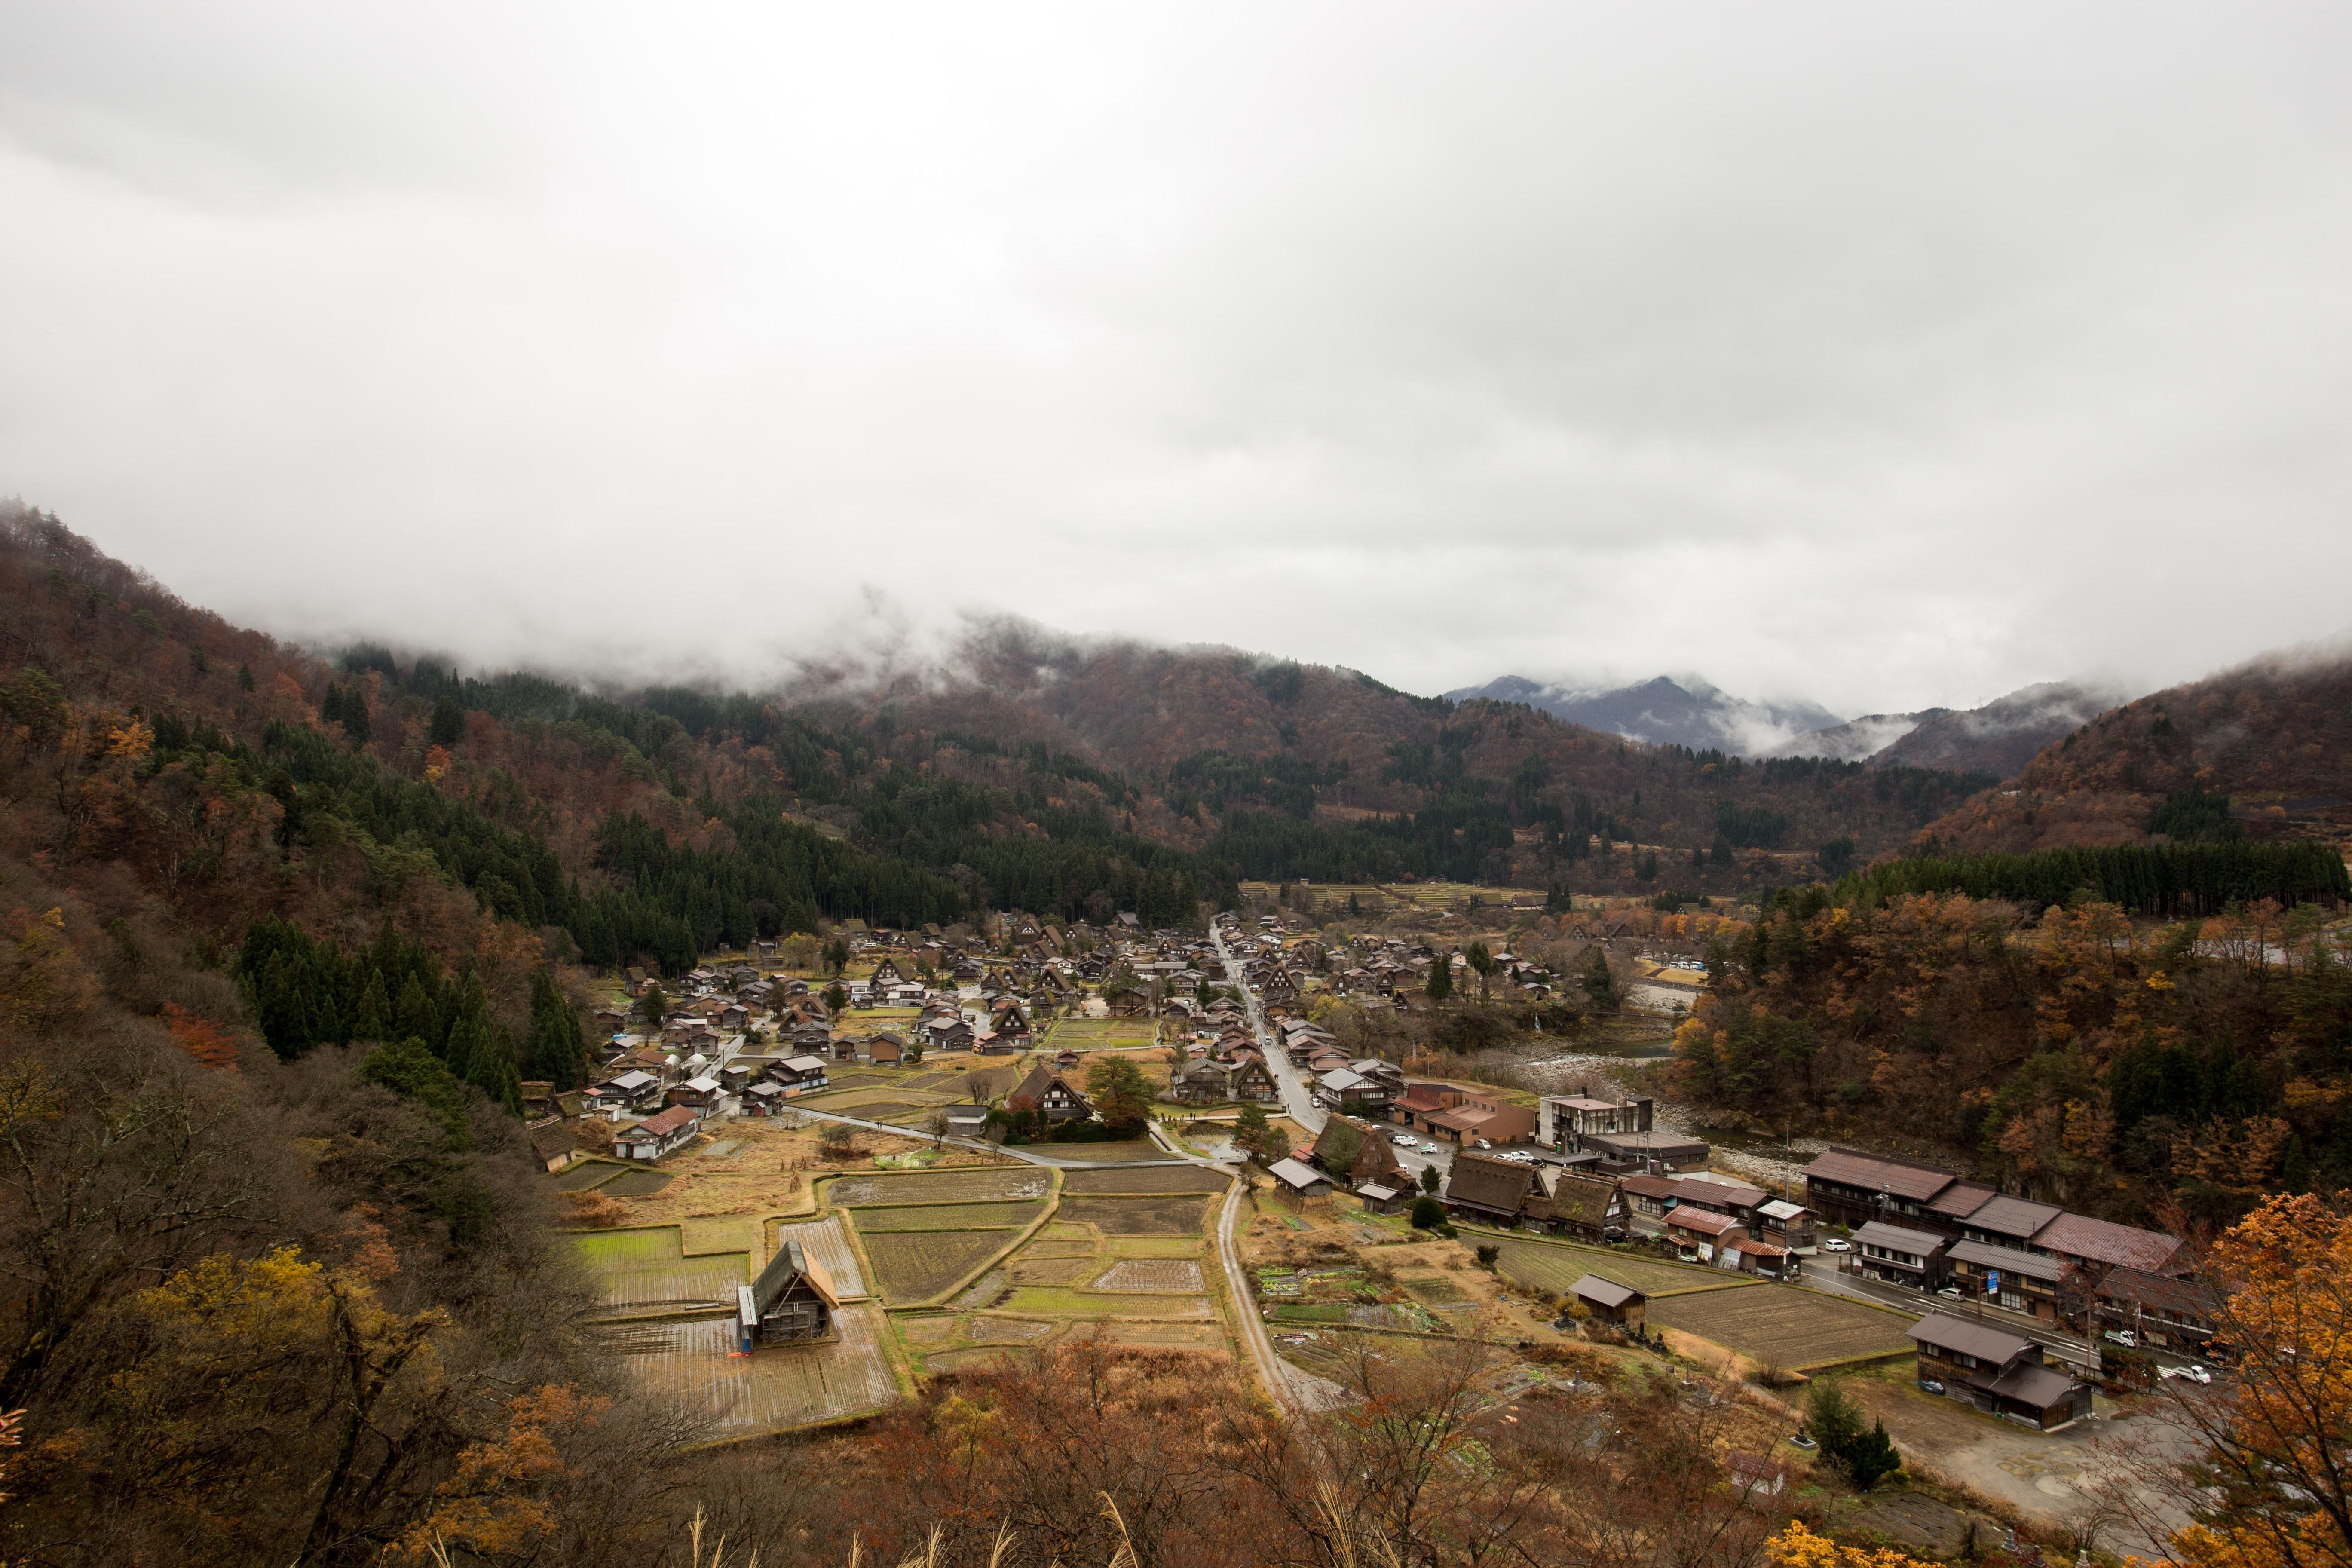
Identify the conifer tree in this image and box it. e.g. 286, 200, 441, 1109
353, 970, 391, 1041
393, 973, 434, 1046
429, 696, 464, 747
1425, 953, 1453, 1003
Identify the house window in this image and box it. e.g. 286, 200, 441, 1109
2001, 1292, 2024, 1311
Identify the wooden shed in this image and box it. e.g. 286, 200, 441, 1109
1568, 1272, 1647, 1329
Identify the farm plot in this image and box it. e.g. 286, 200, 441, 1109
603, 1305, 897, 1433
1057, 1196, 1215, 1235
1489, 1238, 1755, 1301
853, 1201, 1047, 1232
1009, 1255, 1102, 1285
999, 1288, 1213, 1319
1034, 1142, 1175, 1165
574, 1228, 747, 1313
1062, 1165, 1230, 1195
826, 1099, 924, 1123
773, 1216, 867, 1297
554, 1160, 625, 1191
1093, 1259, 1204, 1292
830, 1168, 1052, 1206
860, 1230, 1020, 1303
1042, 1019, 1160, 1047
1646, 1285, 1916, 1369
601, 1169, 676, 1197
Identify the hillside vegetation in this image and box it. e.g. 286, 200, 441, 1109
1918, 650, 2352, 854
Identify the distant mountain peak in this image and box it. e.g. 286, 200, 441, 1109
1447, 673, 1842, 755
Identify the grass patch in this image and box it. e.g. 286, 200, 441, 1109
1487, 1237, 1757, 1300
1647, 1284, 1916, 1368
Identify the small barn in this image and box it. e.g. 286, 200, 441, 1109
1355, 1180, 1406, 1215
1568, 1273, 1646, 1329
740, 1239, 841, 1349
1267, 1157, 1335, 1206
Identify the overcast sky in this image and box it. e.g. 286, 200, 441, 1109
4, 3, 2350, 717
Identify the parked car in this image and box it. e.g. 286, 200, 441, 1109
1823, 1238, 1853, 1253
1936, 1286, 1963, 1299
1917, 1379, 1945, 1395
2159, 1364, 2214, 1384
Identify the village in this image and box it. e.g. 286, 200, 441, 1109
527, 887, 2211, 1545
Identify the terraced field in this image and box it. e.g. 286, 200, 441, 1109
998, 1288, 1213, 1319
1061, 1165, 1231, 1195
772, 1216, 867, 1297
600, 1168, 676, 1197
1488, 1237, 1758, 1300
573, 1228, 747, 1313
830, 1167, 1052, 1205
1057, 1195, 1216, 1234
860, 1230, 1021, 1303
1647, 1285, 1916, 1369
1031, 1141, 1174, 1165
600, 1304, 897, 1433
852, 1201, 1047, 1231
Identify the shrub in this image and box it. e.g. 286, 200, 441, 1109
564, 1192, 627, 1228
1475, 1243, 1501, 1268
1410, 1195, 1446, 1230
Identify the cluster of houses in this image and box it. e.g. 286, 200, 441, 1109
1802, 1147, 2216, 1353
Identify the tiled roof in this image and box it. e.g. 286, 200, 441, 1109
1948, 1239, 2063, 1283
2036, 1212, 2183, 1274
1926, 1181, 1999, 1219
1666, 1207, 1740, 1236
1988, 1361, 2079, 1408
1909, 1311, 2033, 1364
1964, 1196, 2064, 1242
1802, 1148, 1959, 1202
628, 1105, 698, 1137
2098, 1265, 2219, 1317
1853, 1220, 1947, 1256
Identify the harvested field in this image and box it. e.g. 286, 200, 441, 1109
999, 1288, 1213, 1319
1032, 1142, 1170, 1164
852, 1201, 1045, 1232
1019, 1240, 1098, 1259
1093, 1259, 1205, 1293
1057, 1196, 1215, 1235
1396, 1270, 1470, 1305
968, 1316, 1057, 1344
1647, 1285, 1916, 1368
573, 1229, 747, 1313
1490, 1239, 1755, 1300
554, 1161, 625, 1191
602, 1169, 676, 1197
896, 1315, 962, 1343
828, 1099, 922, 1122
922, 1345, 1027, 1372
1106, 1236, 1204, 1258
1010, 1256, 1101, 1285
1040, 1222, 1093, 1241
774, 1217, 867, 1297
681, 1216, 762, 1254
897, 1072, 961, 1091
603, 1304, 896, 1433
862, 1231, 1018, 1303
951, 1269, 1009, 1309
1062, 1165, 1230, 1195
1087, 1322, 1228, 1349
830, 1168, 1051, 1206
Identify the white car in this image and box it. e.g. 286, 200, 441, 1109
1822, 1238, 1853, 1253
2159, 1364, 2214, 1384
2105, 1330, 2139, 1349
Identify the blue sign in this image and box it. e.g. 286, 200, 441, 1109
1986, 1270, 2001, 1292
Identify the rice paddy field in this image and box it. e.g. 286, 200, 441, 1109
1487, 1237, 1759, 1300
828, 1167, 1053, 1206
853, 1200, 1048, 1231
1061, 1165, 1231, 1195
772, 1216, 868, 1296
859, 1230, 1023, 1303
555, 1159, 627, 1191
1039, 1019, 1161, 1049
1057, 1195, 1216, 1234
598, 1303, 898, 1434
1646, 1285, 1917, 1370
888, 1158, 1231, 1375
573, 1228, 748, 1314
1029, 1141, 1177, 1165
600, 1168, 676, 1197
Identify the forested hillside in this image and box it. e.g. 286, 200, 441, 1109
1918, 651, 2352, 854
1675, 877, 2352, 1230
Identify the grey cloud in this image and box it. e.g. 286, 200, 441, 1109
1, 3, 2350, 718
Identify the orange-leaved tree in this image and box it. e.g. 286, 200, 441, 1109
2161, 1193, 2352, 1568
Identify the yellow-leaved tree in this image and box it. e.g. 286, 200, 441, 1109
2145, 1194, 2352, 1568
